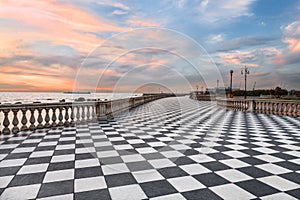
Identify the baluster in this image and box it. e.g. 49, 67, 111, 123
76, 106, 81, 123
29, 108, 36, 131
70, 106, 75, 126
12, 108, 20, 134
21, 108, 28, 131
91, 105, 96, 121
86, 105, 91, 121
37, 108, 44, 129
58, 107, 64, 126
81, 105, 86, 122
2, 109, 11, 134
52, 107, 57, 127
44, 108, 51, 128
64, 106, 70, 126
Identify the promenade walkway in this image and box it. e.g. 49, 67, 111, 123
0, 97, 299, 199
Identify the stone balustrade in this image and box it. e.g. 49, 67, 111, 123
0, 94, 174, 135
190, 93, 216, 101
216, 98, 300, 117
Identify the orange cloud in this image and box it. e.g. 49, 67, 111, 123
284, 38, 300, 53
0, 0, 129, 54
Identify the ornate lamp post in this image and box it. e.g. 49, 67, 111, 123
241, 66, 250, 99
230, 70, 234, 97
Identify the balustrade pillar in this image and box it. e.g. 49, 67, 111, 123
37, 108, 44, 129
21, 108, 28, 131
12, 108, 20, 134
52, 107, 57, 127
58, 107, 64, 126
29, 108, 36, 131
64, 106, 70, 126
44, 108, 51, 128
2, 109, 11, 134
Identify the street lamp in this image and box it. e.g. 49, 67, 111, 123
241, 66, 250, 99
230, 70, 234, 98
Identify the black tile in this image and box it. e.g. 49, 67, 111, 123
99, 156, 123, 165
172, 157, 196, 165
126, 161, 153, 171
38, 180, 74, 198
201, 161, 231, 172
271, 153, 297, 160
8, 172, 45, 187
240, 149, 263, 156
25, 157, 52, 165
158, 167, 189, 179
0, 166, 21, 176
35, 146, 56, 151
4, 152, 31, 159
207, 153, 232, 160
280, 172, 300, 185
105, 173, 137, 188
193, 173, 229, 187
275, 161, 300, 171
236, 179, 279, 197
140, 180, 177, 198
183, 188, 222, 200
142, 153, 165, 160
182, 149, 200, 156
239, 166, 273, 178
240, 157, 267, 165
75, 166, 103, 179
53, 149, 75, 156
286, 188, 300, 199
48, 161, 75, 171
75, 189, 111, 200
131, 143, 150, 148
76, 153, 96, 160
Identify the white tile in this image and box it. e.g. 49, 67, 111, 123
30, 150, 54, 158
136, 147, 157, 154
74, 176, 106, 193
150, 193, 186, 200
216, 169, 252, 182
132, 169, 164, 183
260, 192, 297, 200
75, 147, 96, 154
255, 155, 284, 163
114, 144, 133, 150
121, 154, 145, 163
1, 184, 41, 200
253, 147, 278, 154
75, 158, 100, 168
109, 184, 147, 200
0, 158, 27, 167
179, 164, 211, 175
37, 193, 74, 200
0, 175, 14, 188
22, 139, 42, 143
220, 159, 250, 168
51, 154, 75, 163
94, 141, 112, 147
161, 151, 184, 158
195, 147, 218, 154
223, 151, 249, 158
225, 144, 248, 150
0, 144, 19, 149
168, 176, 205, 192
55, 144, 75, 150
211, 183, 256, 200
127, 139, 145, 144
258, 176, 299, 191
169, 144, 191, 150
257, 164, 292, 175
148, 159, 175, 169
102, 163, 129, 175
38, 142, 57, 146
97, 150, 119, 158
17, 163, 49, 175
0, 154, 7, 161
189, 154, 215, 163
43, 169, 74, 183
148, 142, 167, 147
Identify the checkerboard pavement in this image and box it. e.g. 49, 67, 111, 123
0, 96, 299, 200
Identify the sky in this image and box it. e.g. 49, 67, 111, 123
1, 0, 300, 92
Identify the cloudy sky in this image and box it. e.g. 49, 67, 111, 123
1, 0, 300, 92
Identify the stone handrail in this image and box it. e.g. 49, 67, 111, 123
216, 98, 300, 117
0, 94, 174, 135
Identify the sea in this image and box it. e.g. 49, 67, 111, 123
0, 92, 142, 104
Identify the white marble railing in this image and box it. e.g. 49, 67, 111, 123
217, 98, 300, 116
0, 94, 174, 134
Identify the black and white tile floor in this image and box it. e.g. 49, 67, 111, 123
0, 97, 299, 200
